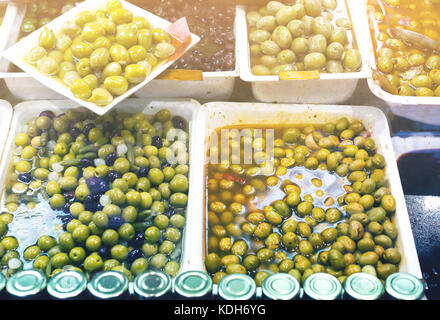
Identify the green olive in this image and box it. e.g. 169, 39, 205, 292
70, 79, 92, 100
90, 48, 110, 70
104, 76, 129, 96
125, 64, 148, 84
39, 27, 56, 49
343, 49, 362, 71
153, 42, 176, 60
304, 52, 326, 70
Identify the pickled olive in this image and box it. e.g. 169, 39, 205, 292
39, 27, 56, 49
88, 88, 113, 106
125, 64, 148, 84
343, 49, 362, 71
153, 42, 176, 60
82, 22, 105, 43
109, 44, 130, 65
70, 79, 92, 100
102, 62, 123, 79
304, 52, 326, 70
27, 46, 47, 65
90, 48, 110, 70
70, 42, 93, 60
104, 76, 129, 96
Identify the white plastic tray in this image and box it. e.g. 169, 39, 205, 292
0, 98, 201, 275
1, 0, 200, 114
135, 6, 239, 103
195, 102, 423, 279
0, 99, 13, 163
364, 0, 440, 126
237, 0, 371, 104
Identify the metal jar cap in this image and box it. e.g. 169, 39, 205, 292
303, 273, 342, 300
218, 274, 256, 300
6, 270, 47, 297
262, 273, 301, 300
47, 271, 87, 299
174, 271, 212, 298
88, 271, 129, 299
345, 273, 384, 300
133, 271, 172, 298
385, 272, 425, 300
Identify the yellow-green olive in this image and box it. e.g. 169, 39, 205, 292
76, 58, 92, 77
75, 10, 95, 28
343, 49, 362, 71
104, 76, 129, 96
90, 48, 110, 69
128, 45, 147, 63
304, 52, 326, 70
27, 46, 47, 65
272, 25, 293, 49
88, 88, 114, 106
125, 64, 147, 84
81, 22, 106, 43
94, 36, 112, 49
83, 74, 99, 90
37, 56, 59, 75
70, 79, 92, 100
137, 29, 153, 50
103, 62, 123, 78
70, 42, 93, 59
110, 8, 133, 25
116, 28, 137, 48
39, 27, 56, 49
109, 44, 130, 66
153, 43, 176, 60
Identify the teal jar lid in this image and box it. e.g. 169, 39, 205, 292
174, 271, 212, 298
303, 273, 342, 300
6, 270, 47, 297
47, 271, 87, 299
218, 274, 256, 300
385, 272, 425, 300
133, 271, 172, 298
0, 273, 6, 292
88, 271, 129, 299
345, 273, 384, 300
262, 273, 300, 300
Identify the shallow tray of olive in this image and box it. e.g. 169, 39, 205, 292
197, 102, 423, 288
0, 98, 201, 283
1, 0, 200, 115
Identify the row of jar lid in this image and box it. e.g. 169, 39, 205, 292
0, 268, 425, 300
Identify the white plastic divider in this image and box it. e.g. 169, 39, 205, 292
196, 102, 423, 279
1, 0, 200, 115
363, 0, 440, 126
135, 6, 240, 103
237, 0, 371, 104
0, 99, 13, 163
0, 98, 202, 276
